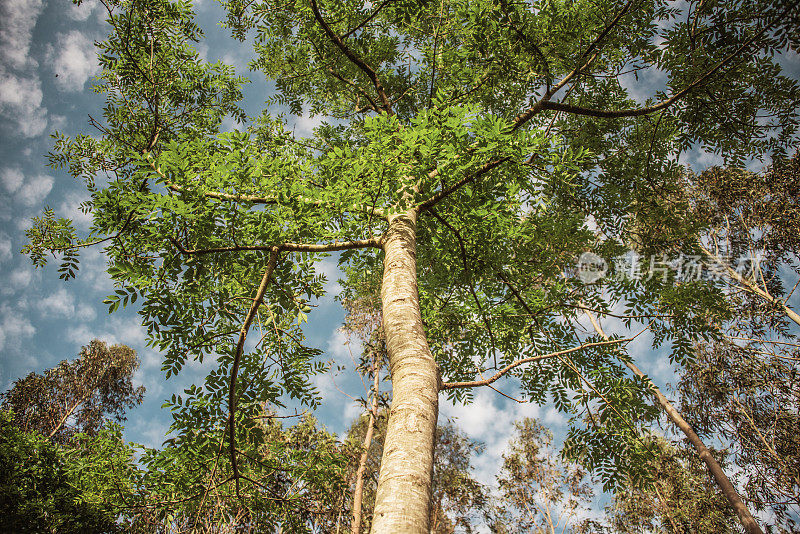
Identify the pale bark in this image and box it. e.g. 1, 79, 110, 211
372, 212, 439, 532
585, 310, 764, 534
352, 360, 381, 534
47, 391, 91, 438
697, 243, 800, 328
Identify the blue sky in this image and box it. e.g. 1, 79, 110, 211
1, 0, 798, 526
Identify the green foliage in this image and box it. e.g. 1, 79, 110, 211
0, 411, 121, 534
25, 0, 800, 503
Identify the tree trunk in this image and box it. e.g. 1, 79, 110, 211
585, 311, 764, 534
697, 243, 800, 328
352, 359, 381, 534
372, 212, 439, 532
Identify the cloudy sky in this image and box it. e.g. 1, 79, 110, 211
1, 1, 797, 524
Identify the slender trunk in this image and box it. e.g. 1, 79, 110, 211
372, 212, 439, 532
48, 391, 91, 438
585, 311, 764, 534
697, 243, 800, 328
352, 359, 381, 534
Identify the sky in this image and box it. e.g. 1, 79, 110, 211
1, 0, 798, 526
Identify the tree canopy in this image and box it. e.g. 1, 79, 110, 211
1, 339, 144, 444
24, 0, 800, 530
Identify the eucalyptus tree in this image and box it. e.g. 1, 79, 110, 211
26, 0, 800, 531
489, 418, 594, 534
628, 157, 800, 527
1, 339, 144, 444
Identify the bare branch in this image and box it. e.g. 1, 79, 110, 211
169, 236, 383, 256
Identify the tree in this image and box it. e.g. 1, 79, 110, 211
489, 418, 594, 534
1, 339, 145, 443
0, 411, 122, 534
678, 342, 800, 530
342, 408, 490, 533
25, 0, 800, 531
628, 157, 800, 529
605, 435, 739, 534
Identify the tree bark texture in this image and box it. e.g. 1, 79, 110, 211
372, 212, 439, 532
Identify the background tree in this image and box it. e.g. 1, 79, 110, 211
605, 435, 739, 534
24, 0, 800, 530
678, 341, 800, 529
628, 156, 800, 529
0, 411, 122, 534
1, 339, 145, 443
489, 417, 594, 534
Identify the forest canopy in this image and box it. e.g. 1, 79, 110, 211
20, 0, 800, 531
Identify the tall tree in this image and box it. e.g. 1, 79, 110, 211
605, 435, 739, 534
25, 0, 800, 531
342, 408, 490, 533
489, 418, 594, 534
1, 339, 145, 443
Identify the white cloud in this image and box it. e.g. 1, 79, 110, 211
65, 0, 100, 21
0, 70, 48, 137
38, 287, 76, 318
0, 0, 45, 70
59, 190, 93, 230
1, 167, 24, 193
1, 167, 54, 207
0, 234, 11, 262
0, 1, 49, 138
65, 314, 147, 349
316, 257, 343, 295
16, 173, 53, 207
292, 114, 324, 136
0, 304, 36, 351
75, 302, 97, 322
48, 31, 100, 92
326, 327, 361, 362
8, 266, 33, 291
442, 390, 540, 485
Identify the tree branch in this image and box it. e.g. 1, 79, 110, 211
441, 339, 629, 390
532, 15, 773, 121
429, 207, 501, 368
169, 236, 383, 256
309, 0, 393, 114
511, 0, 634, 130
229, 247, 281, 497
417, 156, 511, 213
